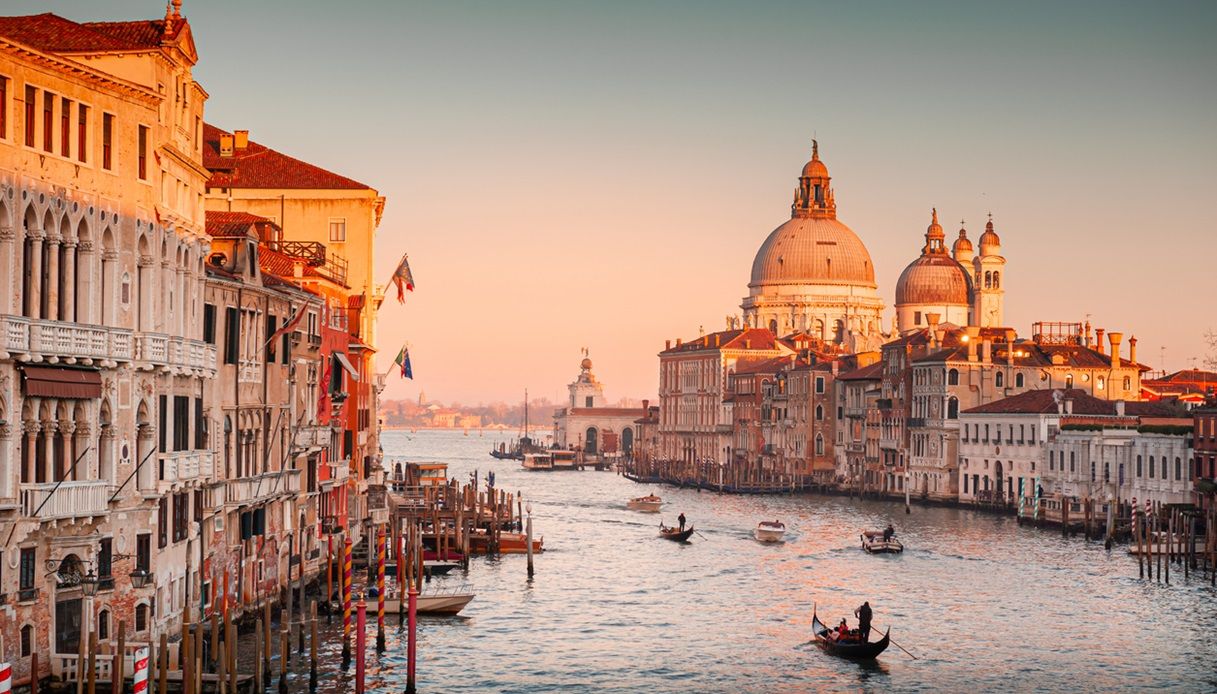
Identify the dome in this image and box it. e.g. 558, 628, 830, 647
979, 217, 1000, 252
895, 254, 971, 306
580, 357, 593, 370
802, 158, 829, 179
952, 228, 973, 254
749, 216, 876, 288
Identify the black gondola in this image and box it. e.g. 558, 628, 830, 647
658, 524, 695, 542
811, 609, 890, 659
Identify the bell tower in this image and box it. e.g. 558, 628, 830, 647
972, 214, 1005, 327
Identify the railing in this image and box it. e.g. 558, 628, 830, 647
134, 333, 217, 374
325, 459, 351, 484
225, 469, 302, 506
158, 450, 216, 489
907, 418, 927, 428
1, 314, 133, 361
53, 641, 153, 681
295, 426, 329, 449
20, 480, 109, 520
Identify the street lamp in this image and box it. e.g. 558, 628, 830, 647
80, 569, 100, 597
129, 567, 152, 589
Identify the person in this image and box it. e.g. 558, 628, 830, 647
855, 601, 873, 642
678, 513, 687, 532
836, 619, 850, 641
882, 524, 894, 542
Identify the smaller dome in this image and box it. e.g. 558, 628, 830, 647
953, 228, 973, 253
801, 139, 829, 179
895, 254, 971, 306
580, 357, 593, 370
979, 216, 1000, 252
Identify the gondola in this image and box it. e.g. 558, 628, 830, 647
658, 524, 695, 542
811, 609, 890, 659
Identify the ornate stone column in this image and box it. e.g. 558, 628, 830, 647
27, 228, 44, 319
0, 224, 14, 315
60, 421, 76, 480
46, 234, 61, 321
44, 420, 60, 481
0, 423, 12, 500
99, 425, 115, 484
136, 423, 155, 491
62, 239, 78, 323
72, 422, 90, 480
22, 420, 38, 485
76, 240, 94, 324
101, 248, 118, 325
137, 254, 154, 332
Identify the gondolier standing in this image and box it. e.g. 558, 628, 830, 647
855, 601, 873, 642
678, 513, 687, 532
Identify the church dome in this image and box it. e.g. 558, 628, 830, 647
952, 228, 973, 254
749, 216, 876, 288
894, 254, 971, 306
979, 216, 1001, 253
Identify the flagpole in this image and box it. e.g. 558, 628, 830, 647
384, 252, 409, 287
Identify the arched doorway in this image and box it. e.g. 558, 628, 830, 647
621, 428, 634, 457
994, 460, 1004, 500
54, 553, 85, 655
584, 427, 598, 454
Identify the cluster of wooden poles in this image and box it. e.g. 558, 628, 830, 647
1132, 503, 1217, 586
622, 458, 816, 493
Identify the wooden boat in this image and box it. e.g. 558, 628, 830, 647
627, 494, 663, 513
659, 524, 694, 542
467, 529, 543, 554
811, 609, 890, 659
334, 586, 475, 616
754, 520, 786, 543
861, 530, 903, 554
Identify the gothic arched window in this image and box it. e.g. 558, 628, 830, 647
995, 372, 1004, 388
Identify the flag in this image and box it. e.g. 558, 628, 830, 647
267, 305, 307, 354
394, 347, 413, 379
318, 359, 332, 413
390, 254, 415, 303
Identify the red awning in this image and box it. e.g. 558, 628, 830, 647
23, 366, 103, 399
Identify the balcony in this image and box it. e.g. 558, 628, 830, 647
133, 333, 217, 375
224, 469, 302, 507
1, 314, 132, 364
20, 480, 110, 521
324, 459, 351, 486
907, 418, 927, 429
295, 425, 330, 451
158, 450, 216, 491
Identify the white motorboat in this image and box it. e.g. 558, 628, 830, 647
861, 529, 903, 554
754, 520, 786, 542
359, 584, 476, 616
627, 494, 663, 513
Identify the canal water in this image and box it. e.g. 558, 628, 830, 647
266, 429, 1216, 693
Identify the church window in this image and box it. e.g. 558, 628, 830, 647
984, 271, 992, 289
948, 369, 959, 385
992, 271, 1000, 289
947, 398, 958, 419
995, 372, 1004, 388
1015, 373, 1024, 388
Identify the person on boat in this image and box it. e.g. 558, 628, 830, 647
882, 524, 894, 542
678, 513, 687, 532
835, 619, 850, 641
855, 601, 873, 642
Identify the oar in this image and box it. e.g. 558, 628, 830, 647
695, 530, 709, 541
882, 630, 918, 660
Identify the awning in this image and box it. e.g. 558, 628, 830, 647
23, 366, 102, 399
334, 352, 360, 381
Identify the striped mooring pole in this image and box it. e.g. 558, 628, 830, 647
0, 661, 12, 694
342, 536, 353, 669
376, 526, 386, 652
132, 647, 150, 694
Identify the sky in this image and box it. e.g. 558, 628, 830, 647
17, 1, 1217, 404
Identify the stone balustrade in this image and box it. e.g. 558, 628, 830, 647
157, 450, 216, 491
0, 313, 133, 363
224, 469, 302, 506
133, 332, 217, 375
20, 479, 110, 520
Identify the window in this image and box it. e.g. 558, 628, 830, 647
329, 219, 346, 242
585, 396, 593, 407
948, 369, 959, 386
1136, 455, 1142, 477
19, 547, 35, 593
815, 377, 825, 394
265, 314, 277, 362
1090, 461, 1096, 483
43, 91, 53, 152
135, 604, 148, 632
224, 307, 239, 364
1097, 377, 1105, 391
1015, 373, 1024, 388
1175, 457, 1182, 481
98, 610, 110, 640
815, 434, 824, 456
1149, 456, 1155, 479
24, 85, 35, 147
21, 625, 33, 656
995, 372, 1004, 388
98, 538, 113, 581
158, 496, 168, 548
60, 96, 71, 156
1049, 450, 1055, 471
102, 113, 113, 170
0, 76, 7, 139
173, 396, 190, 451
1069, 451, 1075, 472
137, 125, 148, 179
914, 311, 922, 325
136, 534, 150, 572
815, 405, 824, 421
1161, 456, 1167, 479
1123, 376, 1131, 391
158, 395, 168, 453
173, 492, 189, 543
203, 303, 216, 343
947, 398, 958, 419
77, 103, 88, 162
194, 397, 205, 450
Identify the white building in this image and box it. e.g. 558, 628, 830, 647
553, 354, 645, 456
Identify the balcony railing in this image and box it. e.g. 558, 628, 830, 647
158, 450, 216, 491
20, 480, 109, 521
295, 426, 330, 450
225, 469, 302, 507
1, 314, 133, 362
133, 333, 217, 374
325, 459, 351, 485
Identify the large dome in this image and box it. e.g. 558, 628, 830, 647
894, 254, 971, 306
749, 216, 877, 288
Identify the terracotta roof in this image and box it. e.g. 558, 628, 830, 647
732, 356, 793, 376
661, 328, 788, 355
205, 210, 274, 238
963, 389, 1180, 417
837, 361, 884, 382
0, 13, 183, 53
566, 407, 646, 417
204, 123, 372, 190
1155, 369, 1217, 384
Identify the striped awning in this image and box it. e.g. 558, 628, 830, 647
334, 352, 360, 381
23, 366, 102, 399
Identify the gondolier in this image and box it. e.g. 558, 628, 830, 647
678, 513, 687, 532
855, 601, 873, 642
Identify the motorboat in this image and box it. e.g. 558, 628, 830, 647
754, 520, 786, 543
627, 494, 663, 513
861, 530, 903, 554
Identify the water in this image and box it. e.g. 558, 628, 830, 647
266, 430, 1217, 693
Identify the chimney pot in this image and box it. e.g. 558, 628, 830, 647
219, 134, 234, 157
1064, 398, 1073, 415
1129, 335, 1138, 365
1115, 400, 1125, 417
665, 340, 671, 350
1108, 332, 1123, 369
234, 129, 249, 150
1095, 328, 1105, 355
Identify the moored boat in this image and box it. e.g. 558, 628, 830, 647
754, 520, 786, 543
337, 586, 475, 616
811, 609, 890, 659
627, 494, 663, 513
659, 523, 694, 542
860, 530, 903, 554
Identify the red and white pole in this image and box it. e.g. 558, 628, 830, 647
376, 526, 386, 652
132, 647, 149, 693
0, 661, 12, 694
355, 597, 367, 693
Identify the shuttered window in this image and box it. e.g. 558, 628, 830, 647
224, 307, 239, 363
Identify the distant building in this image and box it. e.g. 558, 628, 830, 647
1194, 406, 1217, 513
1141, 369, 1217, 406
552, 355, 645, 456
834, 359, 883, 494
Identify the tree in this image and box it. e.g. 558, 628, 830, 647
1205, 330, 1217, 371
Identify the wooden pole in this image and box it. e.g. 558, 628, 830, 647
113, 620, 126, 694
1136, 509, 1144, 578
86, 629, 97, 694
216, 645, 226, 694
309, 601, 319, 693
209, 605, 219, 674
1166, 509, 1172, 584
279, 628, 289, 694
76, 602, 87, 694
228, 609, 238, 694
376, 526, 386, 653
182, 619, 193, 694
157, 633, 168, 694
261, 601, 272, 689
326, 535, 334, 624
253, 619, 263, 694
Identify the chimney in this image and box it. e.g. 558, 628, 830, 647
926, 313, 941, 348
1129, 335, 1138, 365
1006, 330, 1016, 367
1115, 400, 1125, 417
981, 339, 992, 364
1095, 328, 1105, 355
966, 326, 979, 362
665, 340, 671, 350
676, 338, 682, 346
642, 399, 649, 412
1108, 332, 1122, 368
219, 134, 234, 157
234, 129, 249, 150
1084, 321, 1092, 348
715, 334, 721, 347
1064, 398, 1074, 415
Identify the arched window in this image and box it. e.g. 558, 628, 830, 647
992, 271, 1000, 289
995, 372, 1004, 388
1015, 373, 1024, 388
768, 319, 778, 334
1049, 450, 1055, 470
1096, 377, 1105, 391
21, 624, 34, 656
815, 434, 824, 456
1069, 451, 1075, 472
1065, 374, 1074, 389
1161, 456, 1167, 479
948, 368, 959, 386
947, 397, 959, 419
135, 604, 149, 632
1175, 457, 1181, 481
1148, 456, 1155, 479
836, 406, 843, 419
984, 271, 992, 289
815, 405, 824, 421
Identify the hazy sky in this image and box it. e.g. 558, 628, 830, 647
19, 1, 1217, 404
